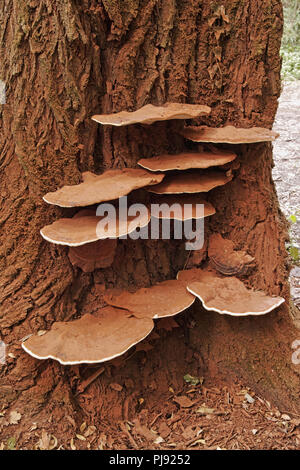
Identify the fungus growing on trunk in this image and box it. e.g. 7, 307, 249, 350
182, 269, 284, 316
104, 279, 195, 319
180, 125, 279, 143
147, 171, 233, 194
138, 150, 237, 172
67, 210, 117, 272
43, 169, 165, 207
208, 233, 255, 276
92, 102, 211, 126
21, 307, 154, 365
68, 240, 117, 272
151, 195, 216, 220
40, 208, 151, 245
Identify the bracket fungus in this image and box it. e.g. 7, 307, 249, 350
21, 307, 154, 365
180, 125, 279, 144
208, 233, 255, 276
67, 210, 117, 272
182, 269, 285, 316
43, 169, 165, 208
104, 279, 195, 319
92, 102, 211, 126
147, 171, 233, 195
151, 195, 216, 221
68, 239, 117, 272
40, 208, 151, 246
138, 150, 237, 172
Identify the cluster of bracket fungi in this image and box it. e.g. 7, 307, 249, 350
22, 103, 285, 365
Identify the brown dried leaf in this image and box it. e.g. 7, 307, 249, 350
173, 396, 195, 408
9, 411, 21, 425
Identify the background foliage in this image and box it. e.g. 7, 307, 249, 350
281, 0, 300, 80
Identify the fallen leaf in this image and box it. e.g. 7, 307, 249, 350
7, 437, 16, 450
183, 374, 203, 386
80, 422, 87, 433
76, 434, 86, 441
84, 426, 96, 438
154, 436, 164, 445
9, 411, 21, 425
173, 396, 195, 408
196, 407, 215, 415
190, 438, 206, 446
70, 438, 76, 450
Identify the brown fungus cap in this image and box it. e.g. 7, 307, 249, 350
92, 103, 211, 126
67, 210, 117, 272
151, 194, 216, 221
208, 233, 255, 276
184, 269, 285, 316
147, 171, 233, 195
181, 125, 279, 143
104, 279, 196, 319
138, 150, 237, 172
68, 239, 117, 272
21, 307, 154, 365
40, 208, 151, 246
43, 169, 165, 207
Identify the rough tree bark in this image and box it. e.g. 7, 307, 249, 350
0, 0, 299, 432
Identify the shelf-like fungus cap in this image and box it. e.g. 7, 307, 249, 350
185, 270, 285, 316
21, 307, 154, 365
67, 210, 117, 272
104, 279, 195, 319
147, 171, 233, 195
40, 208, 151, 246
151, 194, 216, 221
92, 103, 211, 126
208, 233, 255, 276
43, 169, 165, 208
68, 239, 117, 272
138, 150, 237, 172
180, 125, 279, 143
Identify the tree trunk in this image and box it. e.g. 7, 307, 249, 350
0, 0, 299, 429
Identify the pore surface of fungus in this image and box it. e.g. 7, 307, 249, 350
138, 150, 237, 172
104, 279, 195, 319
185, 270, 285, 316
43, 169, 165, 207
92, 102, 211, 126
68, 210, 117, 271
147, 171, 233, 194
181, 125, 279, 143
41, 209, 151, 246
208, 233, 255, 276
21, 308, 154, 365
151, 194, 216, 220
68, 239, 117, 272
